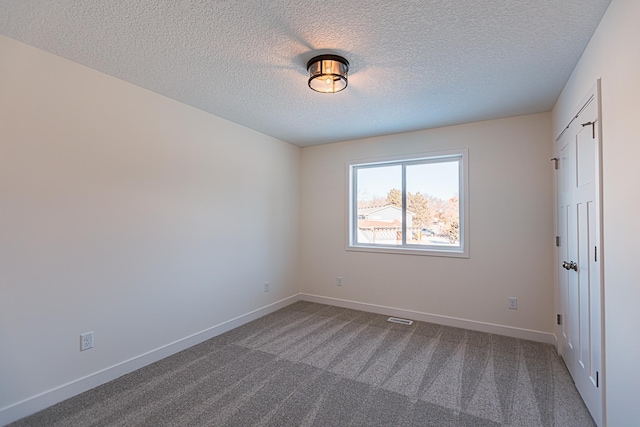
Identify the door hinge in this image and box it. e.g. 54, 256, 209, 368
557, 314, 562, 325
594, 246, 597, 262
596, 371, 599, 388
556, 236, 560, 247
551, 157, 559, 170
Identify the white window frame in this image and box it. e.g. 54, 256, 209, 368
347, 148, 469, 258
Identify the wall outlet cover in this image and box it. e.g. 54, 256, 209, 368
80, 332, 93, 351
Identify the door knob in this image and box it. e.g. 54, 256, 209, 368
562, 261, 569, 270
569, 261, 578, 271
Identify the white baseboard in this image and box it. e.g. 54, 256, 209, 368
0, 294, 301, 427
300, 293, 556, 345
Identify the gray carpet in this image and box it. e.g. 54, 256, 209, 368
12, 302, 595, 426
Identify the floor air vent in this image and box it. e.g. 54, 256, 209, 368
387, 317, 413, 325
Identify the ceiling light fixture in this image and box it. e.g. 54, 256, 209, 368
306, 54, 349, 93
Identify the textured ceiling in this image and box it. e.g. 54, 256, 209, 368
0, 0, 611, 146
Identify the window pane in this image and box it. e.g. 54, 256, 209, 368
348, 149, 467, 257
355, 165, 403, 245
405, 160, 460, 247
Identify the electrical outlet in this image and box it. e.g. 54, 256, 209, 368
264, 282, 270, 292
337, 277, 342, 286
80, 332, 93, 351
508, 297, 518, 310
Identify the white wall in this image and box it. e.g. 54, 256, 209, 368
551, 0, 640, 425
0, 35, 300, 424
300, 113, 555, 336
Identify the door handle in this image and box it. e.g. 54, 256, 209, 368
562, 261, 569, 270
562, 261, 578, 271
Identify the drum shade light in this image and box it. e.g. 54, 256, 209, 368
307, 55, 349, 93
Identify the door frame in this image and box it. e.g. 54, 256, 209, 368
554, 79, 605, 425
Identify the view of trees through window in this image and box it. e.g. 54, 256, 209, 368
353, 158, 461, 249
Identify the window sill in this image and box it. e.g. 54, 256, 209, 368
346, 244, 469, 258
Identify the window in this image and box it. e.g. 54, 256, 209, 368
348, 149, 468, 257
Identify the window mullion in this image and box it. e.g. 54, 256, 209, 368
401, 163, 407, 246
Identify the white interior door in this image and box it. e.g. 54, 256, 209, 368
556, 90, 603, 426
